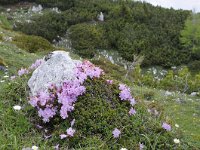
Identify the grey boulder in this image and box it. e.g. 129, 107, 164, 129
28, 51, 81, 96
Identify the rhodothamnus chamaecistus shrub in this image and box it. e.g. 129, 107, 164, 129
29, 60, 104, 122
2, 58, 192, 149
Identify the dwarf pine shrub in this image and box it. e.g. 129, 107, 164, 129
13, 35, 54, 53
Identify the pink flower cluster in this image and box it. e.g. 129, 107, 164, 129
58, 80, 86, 119
60, 127, 76, 139
16, 59, 44, 77
112, 84, 137, 139
119, 84, 136, 116
29, 60, 104, 123
18, 68, 29, 76
162, 122, 171, 131
106, 80, 113, 85
29, 59, 44, 70
119, 84, 132, 101
75, 60, 104, 84
29, 90, 58, 122
60, 119, 76, 139
112, 128, 121, 138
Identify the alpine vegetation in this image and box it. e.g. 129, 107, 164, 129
2, 51, 190, 149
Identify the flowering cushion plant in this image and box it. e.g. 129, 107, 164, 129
29, 60, 104, 123
5, 58, 188, 149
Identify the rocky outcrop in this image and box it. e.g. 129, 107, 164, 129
28, 51, 81, 96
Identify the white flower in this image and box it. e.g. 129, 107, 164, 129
173, 138, 180, 144
13, 105, 22, 110
0, 80, 5, 83
32, 145, 39, 150
120, 148, 128, 150
3, 75, 9, 78
175, 124, 179, 128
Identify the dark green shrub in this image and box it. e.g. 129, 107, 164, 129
190, 74, 200, 93
35, 0, 75, 10
188, 60, 200, 72
74, 49, 95, 59
69, 23, 104, 50
14, 12, 69, 42
158, 70, 175, 90
0, 0, 19, 5
13, 0, 191, 67
63, 8, 97, 26
141, 73, 155, 87
13, 34, 54, 53
91, 57, 127, 82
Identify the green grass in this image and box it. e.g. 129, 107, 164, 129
0, 14, 12, 29
0, 22, 55, 149
0, 42, 41, 74
132, 85, 200, 148
0, 20, 51, 75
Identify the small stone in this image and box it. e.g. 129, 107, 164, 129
13, 105, 22, 110
175, 124, 179, 128
173, 138, 180, 144
190, 92, 197, 96
22, 148, 32, 150
165, 91, 172, 96
32, 145, 39, 150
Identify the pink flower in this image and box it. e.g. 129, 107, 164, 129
119, 84, 132, 101
60, 134, 67, 139
18, 68, 29, 76
130, 98, 136, 106
129, 107, 136, 115
29, 96, 39, 107
38, 91, 50, 106
66, 127, 75, 137
54, 144, 59, 150
162, 122, 171, 131
75, 60, 104, 81
29, 59, 44, 70
112, 128, 121, 138
71, 119, 75, 127
10, 76, 16, 80
119, 89, 132, 100
106, 80, 113, 85
139, 143, 145, 150
38, 107, 57, 123
119, 84, 126, 90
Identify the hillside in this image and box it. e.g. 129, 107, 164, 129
1, 0, 194, 68
0, 1, 200, 149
